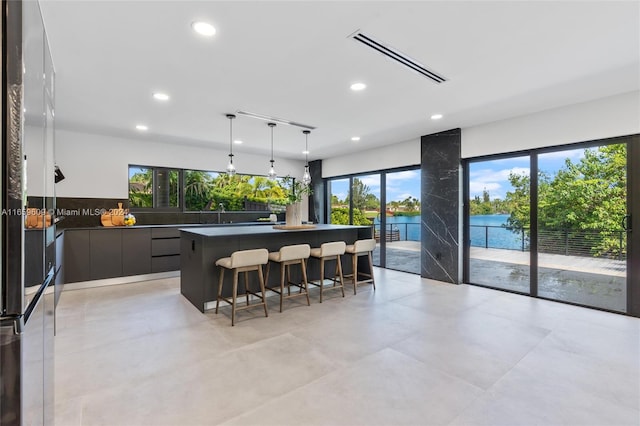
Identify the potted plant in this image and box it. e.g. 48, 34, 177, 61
280, 176, 312, 226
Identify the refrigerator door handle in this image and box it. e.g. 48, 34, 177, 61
23, 267, 56, 328
0, 315, 24, 334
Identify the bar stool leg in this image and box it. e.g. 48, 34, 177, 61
215, 268, 224, 314
231, 270, 239, 326
301, 259, 310, 306
279, 262, 286, 312
244, 271, 250, 306
319, 258, 325, 303
352, 253, 358, 294
258, 265, 269, 318
368, 251, 376, 290
265, 261, 271, 291
336, 255, 345, 298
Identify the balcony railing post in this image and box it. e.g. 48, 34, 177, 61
564, 229, 568, 255
619, 230, 623, 261
485, 226, 489, 249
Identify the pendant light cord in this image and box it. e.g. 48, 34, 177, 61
226, 114, 235, 161
270, 125, 274, 162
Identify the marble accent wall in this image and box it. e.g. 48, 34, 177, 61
309, 160, 325, 224
421, 129, 462, 283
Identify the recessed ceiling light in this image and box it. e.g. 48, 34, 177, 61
350, 82, 366, 91
351, 136, 361, 141
135, 124, 148, 131
191, 21, 216, 37
153, 92, 170, 101
431, 113, 443, 120
302, 150, 310, 155
233, 140, 243, 145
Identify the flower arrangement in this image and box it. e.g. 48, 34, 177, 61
280, 175, 313, 205
124, 213, 136, 226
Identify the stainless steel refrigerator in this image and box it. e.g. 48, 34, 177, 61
1, 1, 57, 424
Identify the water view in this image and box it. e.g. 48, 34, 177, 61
373, 214, 525, 251
469, 214, 527, 251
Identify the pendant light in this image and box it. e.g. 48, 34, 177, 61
267, 122, 277, 180
302, 130, 311, 185
225, 114, 236, 176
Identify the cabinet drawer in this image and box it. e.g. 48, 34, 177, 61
151, 238, 180, 256
151, 227, 180, 238
151, 255, 180, 272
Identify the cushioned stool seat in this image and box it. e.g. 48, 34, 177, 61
308, 241, 346, 303
344, 238, 376, 294
215, 248, 269, 326
265, 244, 311, 312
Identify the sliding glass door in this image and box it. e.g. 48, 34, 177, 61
466, 137, 637, 314
467, 156, 530, 293
537, 144, 627, 312
327, 168, 421, 273
385, 170, 421, 274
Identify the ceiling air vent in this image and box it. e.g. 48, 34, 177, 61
350, 31, 447, 84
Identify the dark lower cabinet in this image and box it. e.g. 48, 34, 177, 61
90, 229, 122, 280
122, 228, 151, 276
63, 226, 182, 283
151, 255, 180, 273
64, 230, 91, 283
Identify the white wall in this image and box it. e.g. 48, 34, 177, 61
322, 137, 420, 178
462, 91, 640, 158
55, 129, 306, 199
55, 91, 639, 197
321, 91, 639, 178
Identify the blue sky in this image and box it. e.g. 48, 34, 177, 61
330, 170, 421, 203
329, 147, 589, 205
469, 148, 586, 200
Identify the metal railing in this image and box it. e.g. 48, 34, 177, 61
470, 225, 529, 252
373, 223, 421, 242
470, 225, 627, 260
373, 223, 626, 260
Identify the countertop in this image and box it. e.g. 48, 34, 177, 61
180, 224, 369, 237
58, 221, 281, 231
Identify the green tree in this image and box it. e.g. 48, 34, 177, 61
469, 188, 497, 215
184, 170, 213, 210
505, 144, 627, 257
330, 207, 372, 226
351, 178, 371, 211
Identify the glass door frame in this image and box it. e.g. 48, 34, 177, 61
326, 165, 420, 271
627, 135, 639, 316
463, 134, 640, 317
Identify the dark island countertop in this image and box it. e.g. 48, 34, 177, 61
180, 224, 373, 312
179, 224, 368, 237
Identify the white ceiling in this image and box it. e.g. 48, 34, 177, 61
38, 1, 640, 162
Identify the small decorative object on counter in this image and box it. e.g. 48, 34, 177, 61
101, 202, 127, 226
124, 213, 136, 226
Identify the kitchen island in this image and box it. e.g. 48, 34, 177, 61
180, 224, 373, 312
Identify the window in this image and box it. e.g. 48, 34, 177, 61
128, 166, 180, 209
327, 167, 421, 273
464, 139, 632, 313
129, 165, 297, 212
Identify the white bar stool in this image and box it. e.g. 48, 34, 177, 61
265, 244, 311, 312
309, 241, 346, 303
215, 248, 269, 326
344, 238, 376, 294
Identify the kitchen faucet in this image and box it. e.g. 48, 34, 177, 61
218, 203, 225, 223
